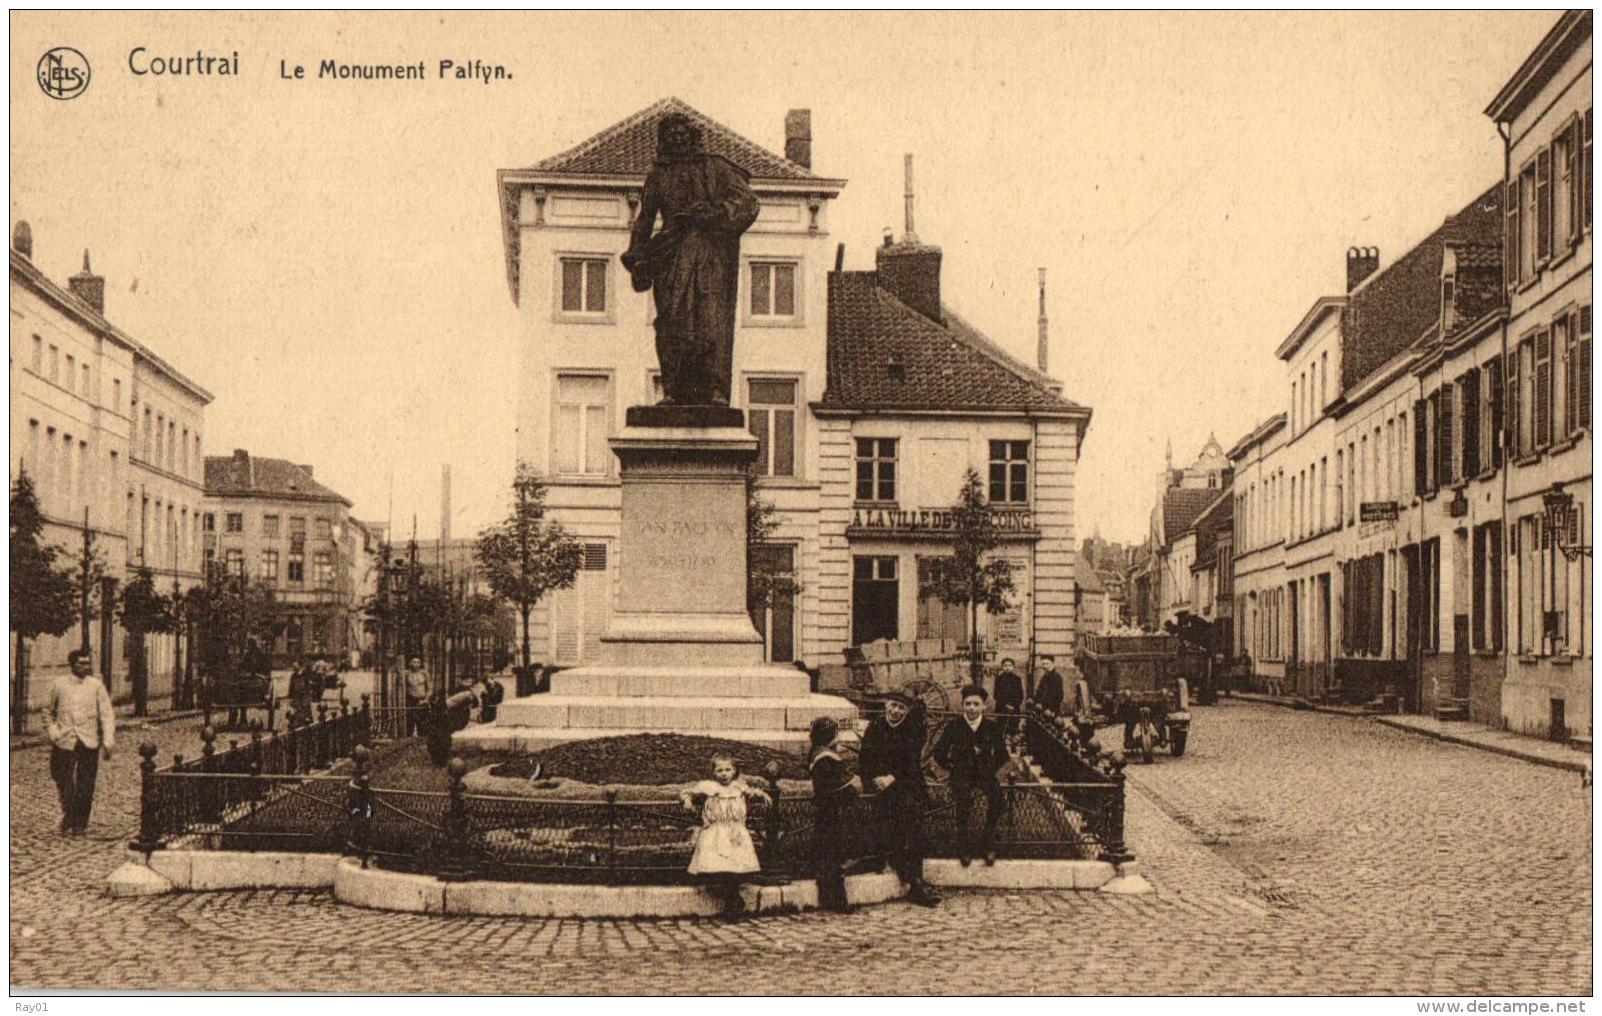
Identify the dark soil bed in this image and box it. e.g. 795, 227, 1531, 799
486, 733, 812, 784
361, 733, 812, 791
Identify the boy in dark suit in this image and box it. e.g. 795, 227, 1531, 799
993, 658, 1025, 734
1034, 655, 1065, 715
808, 716, 857, 913
932, 684, 1010, 866
858, 689, 940, 907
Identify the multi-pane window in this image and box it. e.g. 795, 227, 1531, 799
225, 512, 243, 533
263, 514, 280, 538
65, 354, 76, 392
287, 548, 305, 585
559, 257, 607, 314
553, 373, 611, 476
314, 551, 335, 590
31, 335, 41, 372
202, 512, 215, 532
855, 438, 897, 503
1471, 522, 1503, 652
748, 378, 798, 477
1534, 328, 1553, 449
315, 517, 333, 541
1419, 538, 1440, 654
225, 548, 244, 579
988, 440, 1030, 504
260, 550, 280, 585
48, 344, 58, 381
289, 516, 307, 538
749, 261, 797, 318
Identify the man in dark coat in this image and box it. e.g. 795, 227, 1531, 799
992, 657, 1025, 734
857, 690, 940, 906
931, 685, 1010, 866
1033, 655, 1066, 715
808, 716, 857, 913
621, 112, 760, 406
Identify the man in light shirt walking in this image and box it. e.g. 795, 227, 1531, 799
44, 649, 116, 836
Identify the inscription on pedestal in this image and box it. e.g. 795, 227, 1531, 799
619, 482, 746, 615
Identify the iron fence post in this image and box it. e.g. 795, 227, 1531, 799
130, 742, 163, 858
1101, 757, 1133, 866
604, 789, 618, 886
360, 693, 372, 747
762, 761, 784, 875
438, 756, 470, 882
247, 729, 265, 851
345, 744, 373, 868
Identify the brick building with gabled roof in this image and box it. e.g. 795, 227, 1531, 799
497, 97, 1091, 680
203, 449, 362, 666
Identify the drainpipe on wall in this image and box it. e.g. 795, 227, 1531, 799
1497, 118, 1514, 728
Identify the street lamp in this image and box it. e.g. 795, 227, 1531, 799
1542, 483, 1591, 562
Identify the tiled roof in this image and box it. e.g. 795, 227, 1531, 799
1160, 487, 1217, 549
821, 272, 1087, 414
205, 453, 352, 507
525, 97, 821, 182
1191, 489, 1233, 566
1075, 555, 1105, 594
1341, 184, 1503, 389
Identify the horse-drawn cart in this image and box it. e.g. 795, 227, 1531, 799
1073, 632, 1201, 763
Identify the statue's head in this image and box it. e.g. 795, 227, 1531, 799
657, 113, 702, 158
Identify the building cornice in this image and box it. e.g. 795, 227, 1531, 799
810, 403, 1092, 423
1274, 296, 1346, 362
1226, 413, 1287, 462
1485, 10, 1591, 124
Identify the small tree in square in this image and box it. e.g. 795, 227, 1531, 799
10, 470, 78, 733
918, 468, 1016, 684
475, 465, 584, 674
117, 565, 176, 716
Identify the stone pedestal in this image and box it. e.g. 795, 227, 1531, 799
457, 410, 858, 754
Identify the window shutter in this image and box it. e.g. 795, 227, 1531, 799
1536, 147, 1553, 262
1462, 368, 1480, 478
1586, 108, 1594, 233
581, 544, 609, 659
1472, 526, 1486, 651
1436, 389, 1453, 489
1506, 351, 1520, 458
1580, 306, 1592, 430
1413, 401, 1428, 496
1534, 330, 1552, 448
1506, 177, 1521, 288
1491, 524, 1504, 652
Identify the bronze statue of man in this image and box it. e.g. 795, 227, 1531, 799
622, 113, 760, 407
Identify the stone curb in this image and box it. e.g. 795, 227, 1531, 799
1375, 716, 1592, 775
106, 851, 1134, 912
1231, 693, 1378, 718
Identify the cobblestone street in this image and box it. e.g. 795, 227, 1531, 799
9, 701, 1592, 995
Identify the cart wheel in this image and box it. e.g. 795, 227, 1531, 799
1170, 729, 1188, 757
1138, 723, 1155, 764
908, 680, 949, 716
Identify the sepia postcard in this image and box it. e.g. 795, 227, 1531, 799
7, 10, 1593, 1006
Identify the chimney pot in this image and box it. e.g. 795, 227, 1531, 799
1346, 246, 1380, 292
68, 248, 105, 315
12, 221, 32, 259
783, 108, 811, 169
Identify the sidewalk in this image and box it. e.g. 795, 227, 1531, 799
9, 704, 204, 752
1232, 692, 1591, 775
1375, 714, 1592, 775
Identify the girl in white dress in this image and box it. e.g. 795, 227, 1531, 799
680, 753, 771, 917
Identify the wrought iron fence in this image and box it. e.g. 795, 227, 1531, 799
131, 698, 1131, 881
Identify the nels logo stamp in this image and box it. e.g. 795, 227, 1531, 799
37, 47, 90, 100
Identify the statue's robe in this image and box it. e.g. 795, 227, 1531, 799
622, 152, 759, 406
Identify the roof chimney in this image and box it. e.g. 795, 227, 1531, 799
12, 221, 32, 259
440, 464, 452, 543
874, 154, 943, 323
1037, 267, 1049, 375
784, 109, 811, 169
1346, 246, 1380, 292
69, 249, 105, 315
298, 464, 315, 479
902, 154, 918, 244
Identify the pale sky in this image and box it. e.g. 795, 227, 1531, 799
11, 11, 1558, 545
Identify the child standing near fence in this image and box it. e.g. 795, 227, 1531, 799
680, 753, 771, 919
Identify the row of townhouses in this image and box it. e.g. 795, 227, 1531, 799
1223, 12, 1591, 740
10, 226, 380, 715
496, 98, 1092, 679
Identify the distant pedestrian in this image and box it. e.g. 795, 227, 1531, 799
680, 753, 771, 919
858, 689, 940, 907
403, 657, 431, 737
932, 684, 1010, 866
808, 716, 857, 913
1033, 655, 1065, 715
44, 649, 115, 836
993, 658, 1025, 733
